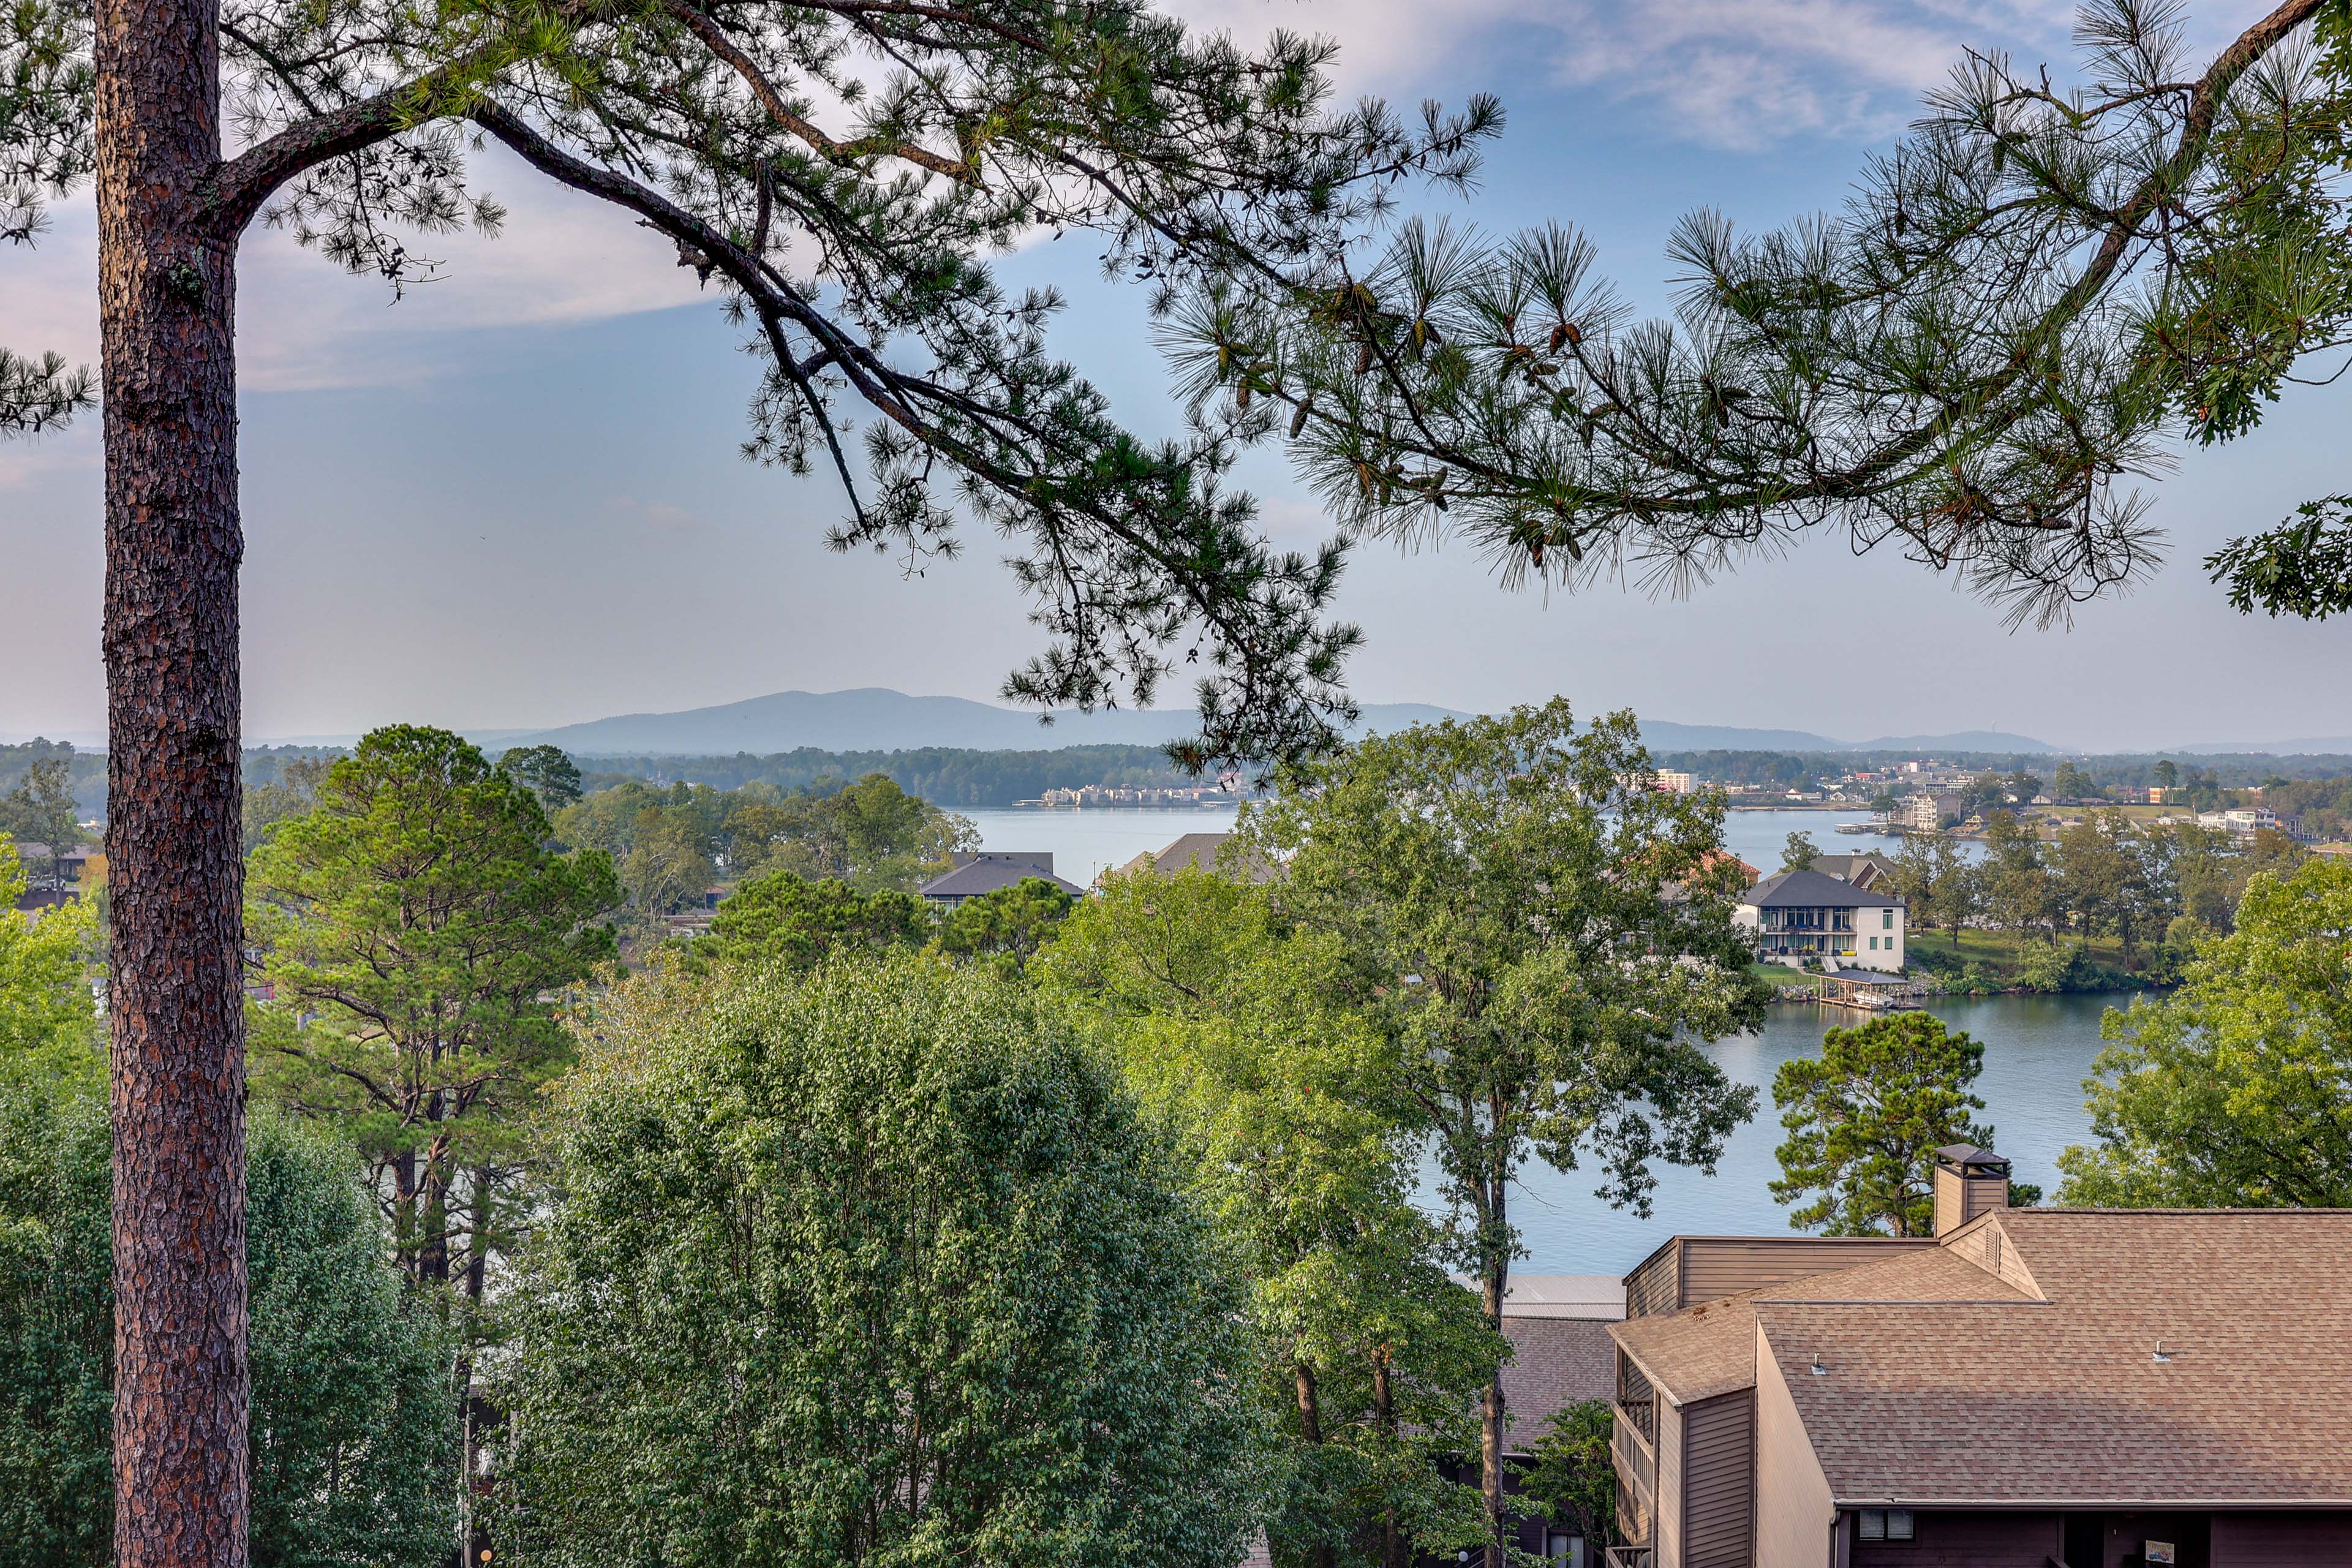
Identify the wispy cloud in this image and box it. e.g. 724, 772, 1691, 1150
1177, 0, 2079, 149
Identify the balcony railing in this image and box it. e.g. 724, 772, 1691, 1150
1604, 1547, 1653, 1568
1610, 1404, 1654, 1496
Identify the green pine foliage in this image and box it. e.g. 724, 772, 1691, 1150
931, 876, 1076, 973
698, 868, 930, 972
0, 1092, 456, 1568
245, 725, 621, 1286
492, 954, 1269, 1568
1770, 1012, 2005, 1237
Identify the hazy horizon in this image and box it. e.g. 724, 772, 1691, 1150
8, 1, 2348, 754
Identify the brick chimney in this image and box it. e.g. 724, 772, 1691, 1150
1932, 1145, 2011, 1237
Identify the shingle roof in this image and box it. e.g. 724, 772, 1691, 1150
918, 853, 1082, 900
1502, 1315, 1617, 1449
1761, 1208, 2352, 1504
1613, 1245, 2026, 1406
1742, 867, 1904, 909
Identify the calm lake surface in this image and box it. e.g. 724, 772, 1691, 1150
965, 807, 2094, 1276
963, 803, 1901, 886
1507, 990, 2128, 1276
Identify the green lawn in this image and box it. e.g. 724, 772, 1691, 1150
1904, 927, 2150, 987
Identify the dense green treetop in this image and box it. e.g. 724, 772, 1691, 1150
1770, 1012, 2034, 1238
497, 745, 584, 809
554, 771, 973, 895
0, 759, 82, 871
1513, 1401, 1615, 1553
932, 875, 1076, 973
1235, 701, 1763, 1563
245, 725, 620, 1281
0, 837, 98, 1085
698, 868, 929, 973
1042, 867, 1495, 1568
495, 952, 1269, 1568
0, 1091, 456, 1568
2060, 854, 2352, 1207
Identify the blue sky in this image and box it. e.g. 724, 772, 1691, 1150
4, 0, 2347, 753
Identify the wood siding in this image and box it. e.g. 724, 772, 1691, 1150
1680, 1390, 1752, 1568
1624, 1240, 1681, 1319
1678, 1238, 1933, 1306
1850, 1511, 2059, 1567
1655, 1398, 1683, 1567
2211, 1511, 2352, 1564
1621, 1237, 1936, 1319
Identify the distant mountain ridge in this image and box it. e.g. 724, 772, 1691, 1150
480, 689, 2064, 757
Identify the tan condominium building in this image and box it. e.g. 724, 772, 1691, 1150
1605, 1147, 2352, 1567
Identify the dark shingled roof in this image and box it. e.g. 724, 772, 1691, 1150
1741, 867, 1904, 910
918, 853, 1082, 901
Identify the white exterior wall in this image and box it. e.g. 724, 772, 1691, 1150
1856, 900, 1903, 973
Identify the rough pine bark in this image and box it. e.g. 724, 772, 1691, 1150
94, 0, 251, 1559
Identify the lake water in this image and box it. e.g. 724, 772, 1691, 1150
963, 804, 1910, 888
960, 804, 1247, 885
964, 806, 2092, 1276
1508, 990, 2125, 1275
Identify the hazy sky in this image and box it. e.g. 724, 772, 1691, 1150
6, 0, 2348, 753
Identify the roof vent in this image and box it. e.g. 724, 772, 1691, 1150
1932, 1144, 2011, 1237
1809, 1354, 1828, 1377
2152, 1340, 2174, 1365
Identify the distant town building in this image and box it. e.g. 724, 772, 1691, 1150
1896, 793, 1965, 832
1735, 869, 1905, 972
916, 851, 1082, 908
1034, 785, 1238, 809
1616, 771, 1697, 796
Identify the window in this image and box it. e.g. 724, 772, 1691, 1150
1857, 1510, 1914, 1542
1882, 910, 1894, 929
1868, 936, 1879, 950
1547, 1532, 1585, 1568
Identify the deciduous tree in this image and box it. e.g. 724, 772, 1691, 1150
1514, 1401, 1615, 1559
1044, 868, 1496, 1568
0, 837, 99, 1084
0, 1093, 456, 1568
495, 953, 1267, 1568
2060, 855, 2352, 1207
1238, 704, 1763, 1567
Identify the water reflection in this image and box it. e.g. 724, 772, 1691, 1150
1505, 992, 2129, 1275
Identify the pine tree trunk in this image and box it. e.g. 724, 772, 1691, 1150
95, 0, 250, 1561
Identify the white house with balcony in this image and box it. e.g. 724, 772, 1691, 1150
1735, 868, 1905, 972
